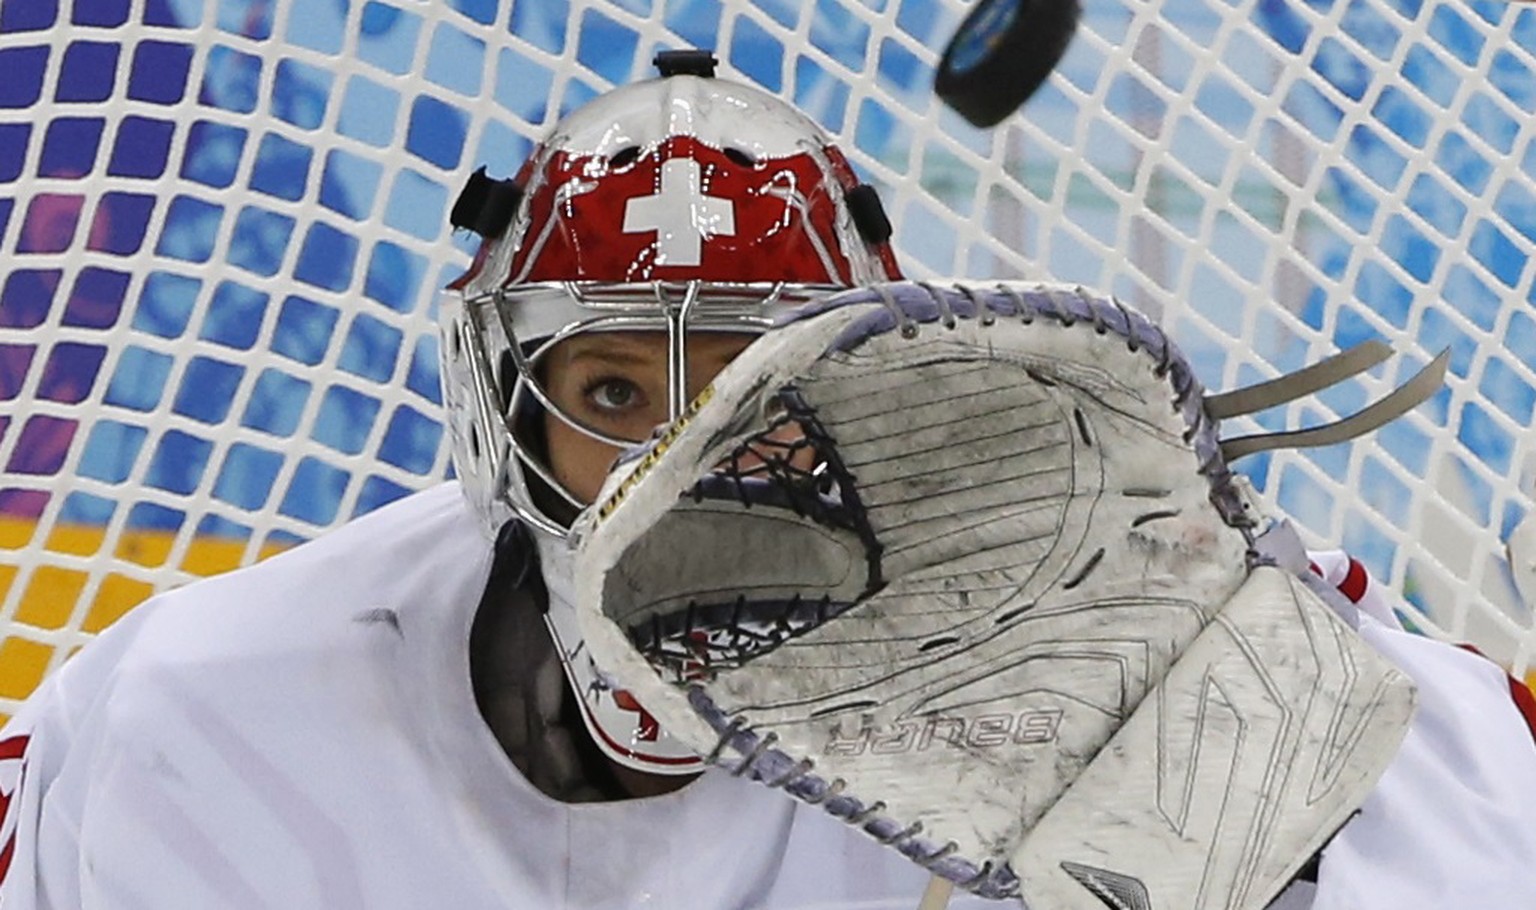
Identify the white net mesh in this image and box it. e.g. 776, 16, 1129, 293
2, 0, 1535, 720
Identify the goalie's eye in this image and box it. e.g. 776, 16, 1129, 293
585, 376, 646, 414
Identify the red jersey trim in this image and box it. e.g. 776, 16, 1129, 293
1306, 556, 1368, 603
0, 734, 32, 889
1506, 676, 1536, 746
1457, 644, 1536, 746
1337, 557, 1369, 603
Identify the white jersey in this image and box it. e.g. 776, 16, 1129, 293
1, 484, 1533, 909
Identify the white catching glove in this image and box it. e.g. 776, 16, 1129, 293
571, 282, 1415, 907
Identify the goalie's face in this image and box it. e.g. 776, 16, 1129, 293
530, 325, 796, 781
540, 330, 757, 504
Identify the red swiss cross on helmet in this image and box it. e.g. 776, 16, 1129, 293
453, 65, 901, 293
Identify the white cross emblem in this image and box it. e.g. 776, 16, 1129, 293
622, 158, 736, 266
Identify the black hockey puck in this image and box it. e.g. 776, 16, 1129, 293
935, 0, 1082, 128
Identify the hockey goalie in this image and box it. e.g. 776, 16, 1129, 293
3, 55, 1536, 910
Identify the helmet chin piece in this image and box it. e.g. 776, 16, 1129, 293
544, 601, 707, 775
536, 525, 706, 775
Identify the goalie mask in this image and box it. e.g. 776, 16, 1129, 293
439, 53, 902, 776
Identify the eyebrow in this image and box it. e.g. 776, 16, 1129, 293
562, 337, 744, 370
564, 345, 656, 368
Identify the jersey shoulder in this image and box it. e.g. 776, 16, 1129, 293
1302, 549, 1536, 908
131, 482, 491, 660
13, 483, 495, 742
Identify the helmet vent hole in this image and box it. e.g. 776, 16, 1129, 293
724, 147, 756, 167
469, 423, 482, 461
609, 146, 642, 168
496, 350, 517, 413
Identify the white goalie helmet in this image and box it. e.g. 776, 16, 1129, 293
439, 51, 903, 776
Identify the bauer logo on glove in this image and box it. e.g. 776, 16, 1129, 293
571, 282, 1433, 908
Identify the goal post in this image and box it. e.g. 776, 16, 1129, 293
2, 0, 1536, 723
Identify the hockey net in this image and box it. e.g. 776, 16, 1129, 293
3, 0, 1536, 723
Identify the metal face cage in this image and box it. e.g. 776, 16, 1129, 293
441, 280, 836, 539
